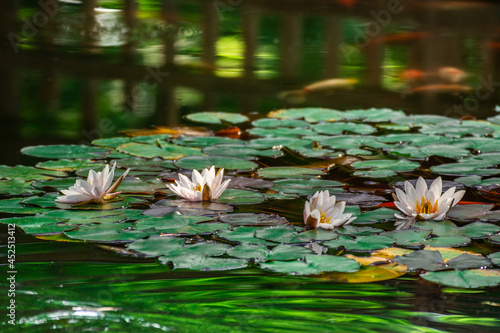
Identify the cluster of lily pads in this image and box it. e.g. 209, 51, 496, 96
2, 108, 500, 288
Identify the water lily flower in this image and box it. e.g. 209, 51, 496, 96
167, 166, 230, 201
394, 176, 465, 221
56, 162, 129, 205
303, 190, 355, 229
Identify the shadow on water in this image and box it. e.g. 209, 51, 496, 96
2, 0, 500, 331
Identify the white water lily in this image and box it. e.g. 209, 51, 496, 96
167, 166, 230, 201
303, 190, 355, 229
394, 176, 465, 221
56, 162, 129, 205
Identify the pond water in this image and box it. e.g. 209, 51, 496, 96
2, 0, 500, 332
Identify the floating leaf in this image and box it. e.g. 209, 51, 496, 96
91, 137, 131, 148
252, 118, 310, 128
218, 213, 288, 226
174, 155, 257, 171
343, 108, 405, 122
144, 199, 233, 216
127, 235, 185, 256
446, 253, 492, 270
185, 112, 249, 124
260, 254, 360, 275
202, 144, 283, 159
0, 216, 73, 234
423, 236, 471, 248
323, 235, 394, 251
0, 165, 66, 181
389, 145, 470, 159
419, 125, 493, 138
354, 208, 397, 224
110, 158, 175, 171
320, 263, 407, 283
352, 160, 420, 176
255, 225, 300, 244
391, 115, 459, 127
320, 135, 391, 150
0, 178, 41, 196
65, 223, 157, 242
376, 133, 455, 146
218, 226, 276, 245
384, 229, 431, 247
35, 160, 106, 172
117, 142, 203, 160
258, 167, 324, 179
0, 198, 51, 215
267, 244, 314, 260
134, 212, 214, 232
488, 252, 500, 266
131, 134, 172, 144
268, 108, 344, 122
173, 136, 243, 148
227, 244, 269, 261
394, 250, 446, 271
21, 145, 109, 159
312, 122, 376, 135
160, 255, 248, 271
217, 189, 266, 204
421, 269, 500, 288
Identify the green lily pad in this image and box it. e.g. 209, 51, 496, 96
202, 144, 283, 159
217, 226, 276, 245
453, 137, 500, 153
419, 125, 493, 138
35, 160, 107, 172
488, 234, 500, 245
267, 244, 315, 260
0, 198, 52, 215
0, 178, 42, 196
376, 133, 455, 146
389, 145, 470, 159
323, 234, 394, 251
185, 112, 249, 124
294, 229, 339, 241
134, 212, 214, 232
353, 208, 397, 224
217, 189, 265, 204
259, 254, 360, 275
159, 255, 248, 271
394, 250, 446, 271
131, 134, 172, 144
173, 136, 243, 148
42, 209, 139, 225
268, 108, 344, 122
144, 199, 233, 216
343, 108, 405, 122
65, 222, 157, 242
252, 118, 310, 128
218, 213, 288, 226
320, 135, 391, 150
384, 229, 431, 247
255, 225, 300, 244
227, 243, 269, 261
21, 145, 109, 159
431, 162, 500, 176
421, 269, 500, 288
126, 235, 185, 256
423, 235, 471, 248
174, 155, 257, 171
0, 165, 66, 181
392, 115, 460, 127
258, 167, 325, 179
352, 159, 420, 173
312, 122, 376, 135
488, 252, 500, 266
0, 216, 73, 234
247, 127, 316, 138
246, 137, 313, 150
117, 142, 203, 160
110, 158, 175, 171
446, 253, 492, 270
91, 137, 131, 148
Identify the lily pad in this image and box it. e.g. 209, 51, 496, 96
185, 112, 249, 124
217, 189, 266, 204
91, 137, 131, 148
323, 235, 394, 251
255, 225, 300, 244
217, 226, 276, 245
268, 108, 344, 122
134, 212, 214, 232
160, 255, 248, 271
143, 199, 233, 216
173, 136, 243, 148
65, 223, 157, 243
421, 269, 500, 288
267, 244, 315, 260
394, 250, 446, 271
117, 142, 203, 160
35, 160, 106, 172
218, 213, 288, 226
423, 235, 471, 248
389, 145, 470, 159
202, 144, 283, 159
391, 115, 459, 127
258, 167, 325, 179
312, 122, 376, 135
21, 145, 109, 159
384, 229, 431, 247
320, 135, 391, 150
252, 118, 310, 128
259, 254, 360, 275
227, 244, 269, 261
0, 178, 42, 196
0, 216, 73, 234
174, 155, 257, 171
353, 208, 397, 224
0, 165, 66, 181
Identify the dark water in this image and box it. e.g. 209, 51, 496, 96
2, 0, 500, 331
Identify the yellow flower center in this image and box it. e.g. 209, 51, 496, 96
193, 184, 202, 191
320, 212, 331, 224
415, 196, 438, 215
